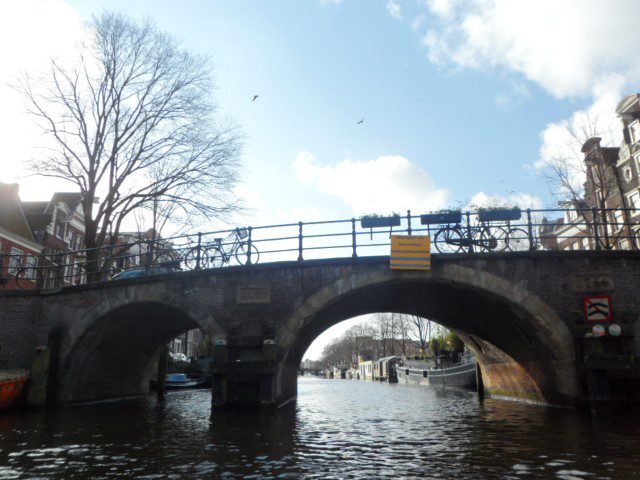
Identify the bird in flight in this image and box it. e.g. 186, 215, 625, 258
356, 117, 364, 125
252, 95, 259, 102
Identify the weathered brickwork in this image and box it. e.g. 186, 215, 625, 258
0, 251, 639, 406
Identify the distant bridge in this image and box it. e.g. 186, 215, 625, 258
2, 248, 639, 409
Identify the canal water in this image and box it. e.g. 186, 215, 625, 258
0, 377, 639, 479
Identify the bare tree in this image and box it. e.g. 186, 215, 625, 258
538, 113, 629, 249
406, 314, 430, 354
19, 12, 241, 277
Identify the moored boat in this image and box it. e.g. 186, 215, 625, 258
396, 353, 477, 389
0, 369, 29, 411
150, 373, 209, 390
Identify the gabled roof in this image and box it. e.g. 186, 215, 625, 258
616, 93, 640, 116
45, 192, 83, 214
0, 182, 37, 243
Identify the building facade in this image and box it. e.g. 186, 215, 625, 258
0, 183, 43, 290
23, 193, 86, 287
541, 93, 640, 250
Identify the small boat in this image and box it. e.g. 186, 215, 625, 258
0, 369, 29, 411
150, 373, 209, 390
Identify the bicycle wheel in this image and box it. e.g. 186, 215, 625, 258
434, 227, 464, 253
235, 242, 260, 265
183, 247, 208, 270
480, 226, 508, 252
632, 229, 640, 251
207, 247, 227, 268
506, 228, 530, 251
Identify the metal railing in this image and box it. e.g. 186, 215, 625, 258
2, 206, 640, 290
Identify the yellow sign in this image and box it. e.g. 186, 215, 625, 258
390, 235, 430, 270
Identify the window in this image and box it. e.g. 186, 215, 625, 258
9, 247, 23, 274
625, 168, 633, 181
630, 122, 639, 143
25, 256, 38, 280
614, 210, 624, 227
54, 223, 64, 238
581, 238, 589, 249
629, 191, 640, 209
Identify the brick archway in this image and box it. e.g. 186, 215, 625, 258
56, 286, 224, 404
275, 264, 580, 406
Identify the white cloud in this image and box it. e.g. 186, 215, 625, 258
535, 75, 625, 192
387, 0, 402, 20
418, 0, 640, 99
415, 0, 640, 187
0, 0, 83, 200
467, 191, 542, 211
293, 150, 450, 216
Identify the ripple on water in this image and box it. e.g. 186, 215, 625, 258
0, 378, 639, 478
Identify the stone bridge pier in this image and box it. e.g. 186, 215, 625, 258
1, 252, 640, 409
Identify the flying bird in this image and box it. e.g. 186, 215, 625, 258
356, 117, 365, 125
252, 95, 259, 102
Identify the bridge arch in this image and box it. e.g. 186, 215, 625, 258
276, 264, 580, 405
57, 285, 225, 404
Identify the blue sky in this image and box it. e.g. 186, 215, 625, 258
2, 0, 639, 359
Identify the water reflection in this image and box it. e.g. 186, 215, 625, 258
0, 377, 639, 478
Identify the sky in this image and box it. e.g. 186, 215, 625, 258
1, 0, 639, 359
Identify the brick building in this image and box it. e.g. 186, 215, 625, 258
23, 193, 86, 287
0, 183, 43, 289
540, 93, 640, 250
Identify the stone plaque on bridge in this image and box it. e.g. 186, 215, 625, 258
237, 286, 271, 304
571, 273, 614, 292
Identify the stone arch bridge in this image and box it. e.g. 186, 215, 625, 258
1, 251, 639, 408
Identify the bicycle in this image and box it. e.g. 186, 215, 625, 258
430, 211, 529, 253
183, 228, 259, 269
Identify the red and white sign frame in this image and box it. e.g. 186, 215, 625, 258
583, 296, 612, 322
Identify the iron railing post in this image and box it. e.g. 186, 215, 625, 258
56, 253, 64, 287
351, 218, 357, 258
145, 240, 153, 271
407, 210, 412, 235
466, 211, 473, 253
0, 253, 5, 287
526, 209, 535, 250
298, 222, 304, 261
247, 227, 253, 265
196, 232, 202, 270
592, 208, 601, 250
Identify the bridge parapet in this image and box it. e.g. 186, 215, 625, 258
1, 251, 639, 408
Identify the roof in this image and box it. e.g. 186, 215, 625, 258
0, 183, 36, 243
22, 202, 53, 233
378, 356, 399, 362
45, 192, 83, 214
616, 93, 640, 116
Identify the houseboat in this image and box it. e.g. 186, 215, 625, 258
332, 366, 348, 379
396, 353, 476, 389
378, 356, 399, 382
359, 360, 375, 380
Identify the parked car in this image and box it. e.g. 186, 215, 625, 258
110, 266, 173, 280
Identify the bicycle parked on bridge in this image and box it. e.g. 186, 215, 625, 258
183, 228, 259, 269
423, 209, 529, 253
